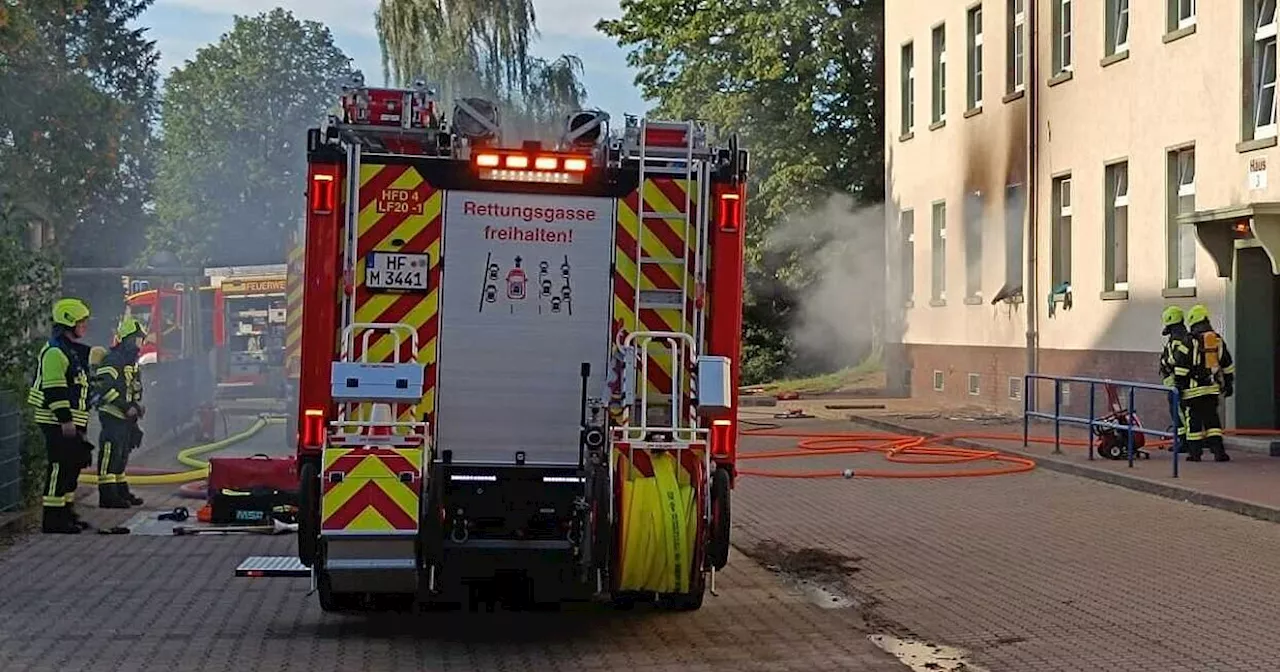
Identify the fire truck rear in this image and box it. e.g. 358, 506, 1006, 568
252, 76, 748, 611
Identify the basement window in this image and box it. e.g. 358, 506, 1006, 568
968, 373, 981, 396
933, 370, 945, 392
1008, 376, 1023, 401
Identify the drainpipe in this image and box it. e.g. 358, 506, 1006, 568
1025, 0, 1040, 394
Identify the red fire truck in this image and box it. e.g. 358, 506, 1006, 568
236, 76, 748, 613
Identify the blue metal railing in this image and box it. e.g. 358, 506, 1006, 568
1023, 374, 1184, 478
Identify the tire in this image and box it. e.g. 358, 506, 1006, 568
297, 459, 320, 567
707, 466, 732, 570
658, 574, 706, 612
317, 571, 365, 613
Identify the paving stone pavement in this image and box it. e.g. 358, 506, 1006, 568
0, 418, 907, 672
733, 418, 1280, 671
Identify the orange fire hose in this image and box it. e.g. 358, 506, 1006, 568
737, 421, 1280, 479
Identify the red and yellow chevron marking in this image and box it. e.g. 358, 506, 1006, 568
351, 163, 443, 426
611, 177, 700, 423
320, 446, 423, 532
284, 240, 304, 379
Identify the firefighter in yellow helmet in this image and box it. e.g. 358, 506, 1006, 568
1159, 306, 1193, 450
27, 298, 95, 533
93, 317, 148, 507
1184, 304, 1233, 462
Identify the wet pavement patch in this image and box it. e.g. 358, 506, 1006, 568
867, 634, 990, 672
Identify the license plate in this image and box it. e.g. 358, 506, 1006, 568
365, 252, 430, 292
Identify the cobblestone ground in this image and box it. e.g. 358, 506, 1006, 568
0, 419, 906, 672
733, 418, 1280, 671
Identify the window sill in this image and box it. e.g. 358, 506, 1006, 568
1162, 287, 1197, 298
1163, 24, 1196, 44
963, 295, 983, 305
929, 299, 947, 307
964, 106, 983, 119
1002, 89, 1026, 104
900, 132, 915, 142
1100, 290, 1129, 301
1237, 136, 1277, 153
1048, 71, 1073, 87
929, 119, 946, 131
1100, 50, 1129, 68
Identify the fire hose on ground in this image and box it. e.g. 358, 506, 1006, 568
76, 414, 287, 495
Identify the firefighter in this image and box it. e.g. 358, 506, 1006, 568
27, 298, 94, 534
1159, 306, 1193, 452
93, 317, 147, 508
1185, 304, 1233, 462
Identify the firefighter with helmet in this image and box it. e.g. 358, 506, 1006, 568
93, 316, 147, 508
1159, 306, 1193, 450
27, 298, 95, 534
1185, 304, 1233, 462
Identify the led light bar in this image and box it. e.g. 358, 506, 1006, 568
478, 168, 584, 184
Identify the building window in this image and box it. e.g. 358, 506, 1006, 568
1255, 0, 1278, 140
1008, 376, 1023, 401
1051, 176, 1072, 287
902, 42, 915, 136
934, 370, 945, 392
1053, 0, 1074, 74
932, 201, 947, 302
932, 24, 947, 124
967, 5, 984, 110
1169, 0, 1196, 31
1169, 147, 1197, 288
901, 209, 916, 304
965, 191, 984, 300
1005, 183, 1026, 289
1104, 162, 1130, 292
1106, 0, 1131, 56
968, 373, 981, 396
1008, 0, 1026, 93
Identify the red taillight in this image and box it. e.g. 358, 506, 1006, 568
718, 192, 742, 232
534, 156, 558, 170
302, 408, 326, 448
505, 154, 529, 169
563, 157, 588, 172
644, 127, 687, 147
475, 153, 500, 167
310, 173, 336, 215
711, 419, 733, 459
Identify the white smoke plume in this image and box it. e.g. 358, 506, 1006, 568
763, 193, 887, 373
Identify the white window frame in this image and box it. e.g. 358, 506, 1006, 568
932, 201, 948, 303
969, 5, 984, 110
1113, 0, 1130, 54
1060, 0, 1074, 72
1256, 0, 1278, 140
1175, 149, 1197, 288
933, 370, 945, 392
933, 25, 948, 123
1011, 0, 1026, 92
1008, 376, 1023, 401
1109, 164, 1130, 291
1178, 0, 1196, 29
1060, 177, 1073, 218
902, 209, 916, 304
902, 43, 916, 135
1053, 176, 1072, 286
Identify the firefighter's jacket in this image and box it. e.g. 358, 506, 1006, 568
1159, 326, 1193, 394
93, 344, 142, 421
1187, 321, 1235, 399
27, 334, 91, 428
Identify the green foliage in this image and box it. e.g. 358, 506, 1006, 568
150, 8, 353, 266
599, 0, 885, 383
375, 0, 587, 138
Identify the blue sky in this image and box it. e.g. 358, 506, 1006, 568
138, 0, 649, 121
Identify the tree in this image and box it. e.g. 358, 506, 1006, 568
375, 0, 587, 139
150, 9, 353, 266
599, 0, 885, 381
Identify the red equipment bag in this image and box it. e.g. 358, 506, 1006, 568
207, 453, 297, 493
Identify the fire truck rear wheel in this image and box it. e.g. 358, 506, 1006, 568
658, 574, 706, 612
317, 568, 364, 613
708, 466, 732, 571
297, 460, 320, 566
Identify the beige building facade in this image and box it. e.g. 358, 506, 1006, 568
886, 0, 1280, 428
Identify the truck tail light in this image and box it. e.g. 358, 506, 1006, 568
302, 408, 326, 448
563, 157, 588, 172
710, 419, 733, 459
717, 192, 741, 232
310, 173, 336, 215
535, 156, 558, 170
505, 155, 529, 168
475, 153, 500, 167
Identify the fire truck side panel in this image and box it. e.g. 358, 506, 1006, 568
434, 191, 615, 466
284, 239, 305, 381
349, 161, 443, 425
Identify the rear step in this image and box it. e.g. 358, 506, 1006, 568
236, 555, 310, 578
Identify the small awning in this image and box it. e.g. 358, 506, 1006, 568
1178, 202, 1280, 278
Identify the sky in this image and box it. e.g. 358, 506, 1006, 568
137, 0, 650, 121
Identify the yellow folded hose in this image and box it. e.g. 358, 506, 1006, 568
617, 451, 698, 594
77, 415, 286, 486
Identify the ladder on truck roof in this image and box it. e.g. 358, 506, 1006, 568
620, 119, 705, 442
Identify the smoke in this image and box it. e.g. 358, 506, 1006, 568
763, 193, 887, 373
